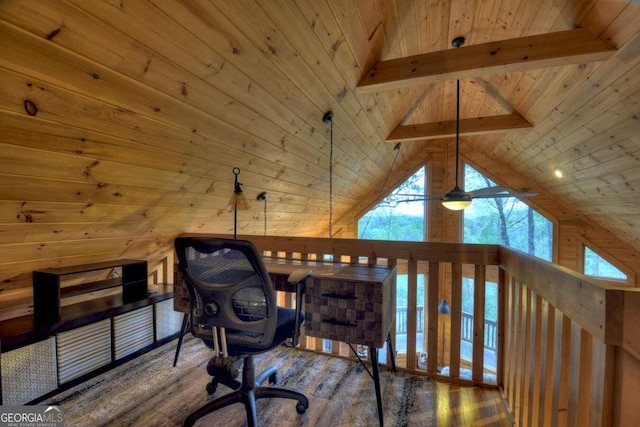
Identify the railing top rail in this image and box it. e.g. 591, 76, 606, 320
182, 234, 500, 266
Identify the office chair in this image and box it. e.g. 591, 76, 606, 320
174, 237, 310, 427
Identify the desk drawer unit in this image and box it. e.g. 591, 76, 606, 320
304, 266, 396, 348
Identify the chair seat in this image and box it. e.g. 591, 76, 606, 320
202, 307, 304, 355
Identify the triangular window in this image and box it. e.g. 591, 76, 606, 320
584, 246, 627, 281
358, 166, 426, 241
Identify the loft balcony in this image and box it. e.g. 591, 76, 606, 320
191, 233, 639, 426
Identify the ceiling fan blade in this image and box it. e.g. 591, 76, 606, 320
474, 192, 538, 199
425, 194, 445, 200
468, 186, 509, 197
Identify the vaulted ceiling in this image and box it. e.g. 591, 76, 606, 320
1, 0, 639, 280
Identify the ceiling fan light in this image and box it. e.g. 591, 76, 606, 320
442, 199, 472, 210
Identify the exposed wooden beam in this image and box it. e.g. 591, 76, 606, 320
387, 113, 533, 142
358, 28, 616, 93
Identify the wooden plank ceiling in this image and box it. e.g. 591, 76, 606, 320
0, 0, 639, 281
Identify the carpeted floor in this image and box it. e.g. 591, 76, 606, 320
46, 335, 437, 426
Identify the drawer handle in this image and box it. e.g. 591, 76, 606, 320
321, 293, 357, 300
322, 319, 357, 327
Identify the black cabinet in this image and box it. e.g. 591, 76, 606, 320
33, 260, 148, 325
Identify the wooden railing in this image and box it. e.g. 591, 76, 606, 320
499, 246, 640, 426
193, 234, 638, 424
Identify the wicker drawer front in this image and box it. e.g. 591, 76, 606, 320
305, 278, 385, 347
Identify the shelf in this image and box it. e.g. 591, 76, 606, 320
33, 259, 148, 325
60, 277, 124, 298
35, 259, 146, 276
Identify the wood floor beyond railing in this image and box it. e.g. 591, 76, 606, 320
436, 382, 513, 426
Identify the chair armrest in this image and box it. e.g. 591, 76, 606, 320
287, 269, 312, 347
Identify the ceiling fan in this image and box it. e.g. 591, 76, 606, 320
424, 37, 537, 211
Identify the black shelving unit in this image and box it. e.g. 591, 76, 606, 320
33, 259, 148, 326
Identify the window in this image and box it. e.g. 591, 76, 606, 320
463, 164, 553, 261
358, 166, 426, 241
584, 246, 627, 281
358, 167, 427, 356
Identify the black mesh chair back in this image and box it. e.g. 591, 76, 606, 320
175, 237, 277, 351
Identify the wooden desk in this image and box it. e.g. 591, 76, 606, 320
175, 258, 397, 349
173, 258, 397, 427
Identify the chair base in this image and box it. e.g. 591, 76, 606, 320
184, 355, 309, 427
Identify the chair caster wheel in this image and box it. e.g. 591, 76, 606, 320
206, 379, 218, 395
268, 372, 278, 385
296, 402, 307, 415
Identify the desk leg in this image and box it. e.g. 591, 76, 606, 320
173, 313, 190, 367
369, 346, 384, 427
386, 332, 397, 372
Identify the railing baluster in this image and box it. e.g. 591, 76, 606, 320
577, 329, 593, 426
522, 287, 533, 425
387, 258, 398, 366
406, 259, 418, 369
449, 263, 463, 377
531, 294, 544, 427
507, 275, 518, 415
427, 261, 439, 375
472, 264, 486, 382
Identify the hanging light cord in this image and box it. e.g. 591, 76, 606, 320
323, 111, 334, 238
263, 196, 267, 236
360, 143, 402, 237
256, 192, 267, 236
450, 36, 465, 190
329, 117, 333, 238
